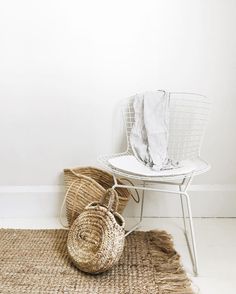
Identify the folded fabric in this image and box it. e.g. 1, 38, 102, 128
130, 90, 178, 171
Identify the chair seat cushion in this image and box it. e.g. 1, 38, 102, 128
108, 155, 206, 177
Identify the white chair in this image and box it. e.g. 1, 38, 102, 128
98, 92, 211, 276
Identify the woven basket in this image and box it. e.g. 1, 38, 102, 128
63, 167, 131, 227
67, 189, 125, 274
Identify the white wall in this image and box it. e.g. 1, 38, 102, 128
0, 0, 236, 217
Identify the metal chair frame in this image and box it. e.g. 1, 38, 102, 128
98, 92, 211, 276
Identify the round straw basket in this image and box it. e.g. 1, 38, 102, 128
63, 167, 131, 227
67, 189, 125, 274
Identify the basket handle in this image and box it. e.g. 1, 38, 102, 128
99, 188, 119, 212
119, 178, 140, 203
59, 178, 83, 228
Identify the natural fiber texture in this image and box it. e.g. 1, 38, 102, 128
0, 229, 194, 294
64, 167, 131, 226
67, 189, 125, 274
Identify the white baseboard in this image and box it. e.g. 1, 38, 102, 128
0, 185, 236, 218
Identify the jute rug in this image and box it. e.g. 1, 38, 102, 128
0, 229, 194, 294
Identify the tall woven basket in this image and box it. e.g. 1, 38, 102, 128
67, 189, 125, 274
63, 167, 131, 227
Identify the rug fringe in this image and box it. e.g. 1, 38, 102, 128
147, 230, 195, 294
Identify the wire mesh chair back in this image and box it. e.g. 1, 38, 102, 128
122, 92, 211, 161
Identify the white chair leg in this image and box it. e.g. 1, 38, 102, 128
180, 189, 199, 276
139, 184, 145, 222
179, 185, 188, 235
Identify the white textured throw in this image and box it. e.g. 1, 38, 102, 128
130, 90, 178, 171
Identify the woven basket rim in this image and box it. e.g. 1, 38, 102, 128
64, 166, 130, 200
64, 166, 111, 177
64, 167, 107, 191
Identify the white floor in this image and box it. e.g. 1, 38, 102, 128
1, 217, 235, 294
